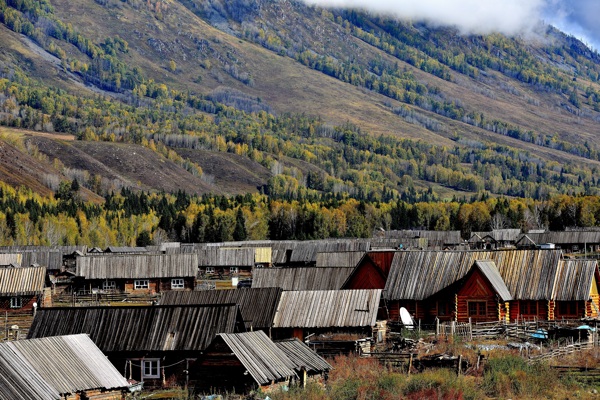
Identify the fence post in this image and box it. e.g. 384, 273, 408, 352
436, 318, 439, 338
469, 317, 472, 341
451, 321, 455, 336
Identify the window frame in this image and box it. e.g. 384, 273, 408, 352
171, 278, 184, 290
205, 267, 215, 275
9, 296, 22, 309
230, 267, 239, 275
102, 280, 117, 291
134, 279, 150, 290
468, 301, 487, 317
141, 359, 160, 379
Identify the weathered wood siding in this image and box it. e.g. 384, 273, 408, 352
76, 253, 198, 279
315, 251, 364, 268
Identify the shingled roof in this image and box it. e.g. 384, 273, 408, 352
160, 287, 282, 330
76, 253, 198, 279
252, 267, 355, 290
0, 266, 45, 296
28, 304, 244, 352
384, 249, 563, 301
0, 334, 128, 400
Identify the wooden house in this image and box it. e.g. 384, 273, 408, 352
28, 304, 245, 389
193, 331, 296, 393
469, 229, 522, 249
197, 246, 270, 278
74, 253, 198, 295
193, 331, 329, 394
0, 334, 129, 400
515, 231, 600, 253
381, 249, 600, 323
377, 230, 463, 249
271, 289, 382, 344
104, 246, 149, 254
160, 287, 282, 331
0, 266, 45, 312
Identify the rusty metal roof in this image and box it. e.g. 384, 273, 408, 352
273, 289, 381, 328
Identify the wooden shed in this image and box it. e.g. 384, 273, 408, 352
75, 253, 198, 295
342, 250, 397, 291
0, 334, 129, 400
28, 304, 245, 389
271, 289, 382, 344
193, 331, 299, 394
0, 265, 46, 313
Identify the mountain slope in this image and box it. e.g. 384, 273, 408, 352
0, 0, 599, 200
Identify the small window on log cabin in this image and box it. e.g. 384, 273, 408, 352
171, 279, 184, 289
134, 280, 149, 290
468, 301, 486, 316
558, 302, 579, 316
142, 359, 160, 379
521, 301, 537, 315
437, 302, 451, 316
10, 297, 22, 309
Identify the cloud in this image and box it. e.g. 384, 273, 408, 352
544, 0, 600, 50
302, 0, 546, 36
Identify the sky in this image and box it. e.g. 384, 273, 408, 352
302, 0, 600, 51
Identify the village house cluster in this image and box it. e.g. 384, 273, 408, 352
0, 228, 600, 398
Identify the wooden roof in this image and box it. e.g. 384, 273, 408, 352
5, 334, 129, 396
0, 343, 59, 400
384, 249, 563, 301
274, 339, 332, 373
315, 251, 364, 268
380, 230, 463, 246
27, 304, 244, 352
273, 289, 381, 328
473, 260, 512, 301
76, 253, 198, 279
159, 288, 282, 329
472, 229, 522, 242
104, 246, 148, 253
552, 259, 598, 301
216, 331, 297, 386
517, 231, 600, 245
0, 266, 45, 296
252, 267, 354, 291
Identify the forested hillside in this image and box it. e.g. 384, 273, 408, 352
0, 0, 600, 245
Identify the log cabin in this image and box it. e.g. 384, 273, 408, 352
28, 304, 245, 389
0, 265, 45, 313
381, 249, 600, 323
74, 253, 198, 296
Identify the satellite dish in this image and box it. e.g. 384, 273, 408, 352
400, 307, 414, 330
32, 302, 38, 308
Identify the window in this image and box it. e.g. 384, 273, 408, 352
558, 301, 579, 316
520, 301, 537, 316
10, 297, 22, 309
205, 267, 215, 275
171, 278, 184, 290
230, 267, 239, 275
134, 280, 149, 290
437, 302, 451, 316
142, 359, 160, 379
102, 281, 116, 291
468, 301, 487, 317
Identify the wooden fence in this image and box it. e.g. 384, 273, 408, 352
528, 339, 595, 364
